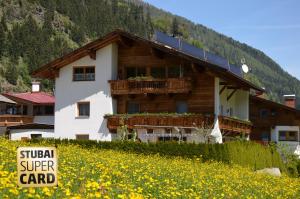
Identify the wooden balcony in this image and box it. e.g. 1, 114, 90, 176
105, 114, 214, 130
109, 78, 192, 95
0, 115, 34, 127
218, 115, 252, 134
105, 114, 252, 135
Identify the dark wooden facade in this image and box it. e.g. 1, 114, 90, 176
250, 96, 300, 141
113, 41, 215, 115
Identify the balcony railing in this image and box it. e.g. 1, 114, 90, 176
105, 114, 252, 134
0, 115, 34, 126
218, 116, 252, 134
109, 78, 192, 95
105, 114, 214, 129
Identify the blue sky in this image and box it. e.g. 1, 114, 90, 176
143, 0, 300, 79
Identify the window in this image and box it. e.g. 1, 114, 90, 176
22, 105, 28, 115
127, 102, 140, 114
33, 105, 54, 116
271, 109, 277, 116
33, 106, 43, 115
168, 66, 181, 78
45, 106, 54, 115
165, 128, 172, 134
126, 67, 146, 79
158, 136, 187, 142
260, 109, 269, 118
6, 105, 17, 115
137, 67, 146, 77
126, 67, 136, 78
73, 66, 95, 81
176, 101, 188, 113
185, 129, 192, 134
77, 102, 90, 117
151, 67, 166, 78
279, 131, 298, 141
158, 136, 179, 142
147, 129, 153, 134
31, 134, 42, 139
76, 134, 89, 140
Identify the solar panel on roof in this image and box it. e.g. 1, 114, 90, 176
181, 41, 205, 60
229, 64, 243, 77
154, 31, 180, 49
154, 31, 244, 78
205, 51, 229, 70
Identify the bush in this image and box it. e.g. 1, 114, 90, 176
30, 139, 285, 171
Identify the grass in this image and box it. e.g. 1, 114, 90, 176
0, 138, 300, 198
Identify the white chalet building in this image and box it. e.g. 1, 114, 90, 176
32, 30, 263, 142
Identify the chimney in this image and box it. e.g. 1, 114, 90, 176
32, 81, 40, 93
283, 94, 296, 108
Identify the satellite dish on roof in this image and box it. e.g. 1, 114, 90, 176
242, 64, 249, 73
241, 58, 249, 74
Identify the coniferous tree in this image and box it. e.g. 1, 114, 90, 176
5, 63, 18, 85
145, 7, 153, 38
42, 10, 54, 36
171, 17, 180, 37
1, 15, 7, 32
70, 25, 85, 44
112, 0, 118, 16
0, 18, 6, 56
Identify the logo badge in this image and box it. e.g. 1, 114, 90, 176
17, 147, 58, 187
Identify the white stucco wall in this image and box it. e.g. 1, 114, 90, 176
214, 77, 220, 116
234, 90, 249, 120
33, 116, 54, 125
219, 86, 249, 120
54, 44, 118, 141
9, 129, 54, 140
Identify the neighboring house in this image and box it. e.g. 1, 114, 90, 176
7, 123, 54, 140
0, 82, 55, 140
32, 30, 263, 142
250, 95, 300, 151
0, 94, 18, 135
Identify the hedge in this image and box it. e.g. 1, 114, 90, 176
30, 139, 285, 171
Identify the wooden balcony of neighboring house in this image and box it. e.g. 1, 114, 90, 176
105, 114, 252, 135
0, 115, 34, 127
218, 115, 252, 135
108, 78, 192, 95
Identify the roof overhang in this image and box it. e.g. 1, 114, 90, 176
0, 94, 16, 104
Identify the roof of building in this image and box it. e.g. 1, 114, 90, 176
0, 94, 16, 104
250, 95, 299, 113
32, 29, 264, 92
7, 123, 54, 130
3, 92, 55, 105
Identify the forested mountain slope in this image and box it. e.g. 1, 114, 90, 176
0, 0, 299, 107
